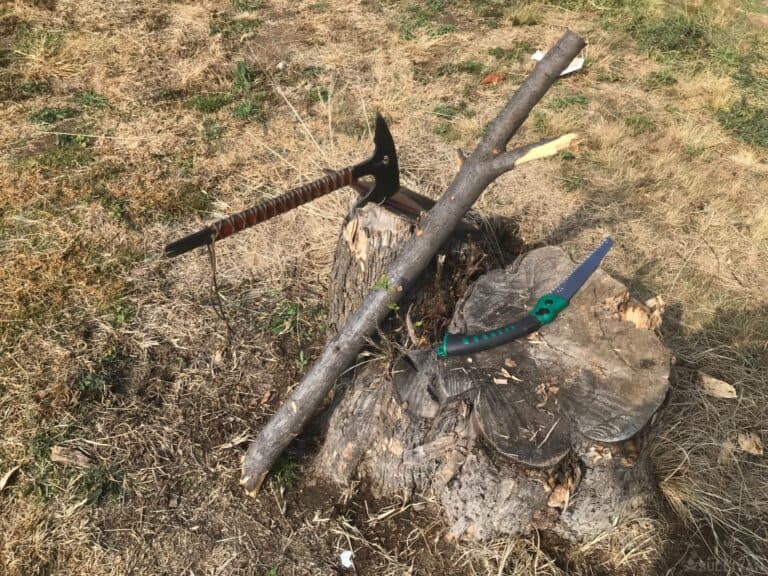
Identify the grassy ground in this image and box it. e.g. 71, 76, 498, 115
1, 0, 767, 574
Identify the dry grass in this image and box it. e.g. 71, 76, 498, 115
2, 0, 768, 574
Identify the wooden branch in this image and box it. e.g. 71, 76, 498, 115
240, 30, 586, 495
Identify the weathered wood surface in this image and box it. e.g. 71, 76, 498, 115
395, 246, 671, 467
316, 236, 671, 541
327, 191, 417, 337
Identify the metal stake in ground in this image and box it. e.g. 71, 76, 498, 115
164, 113, 400, 258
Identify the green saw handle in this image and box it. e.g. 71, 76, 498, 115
435, 294, 568, 357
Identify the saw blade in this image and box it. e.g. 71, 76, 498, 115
550, 237, 613, 301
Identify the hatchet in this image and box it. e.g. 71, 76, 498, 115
164, 113, 405, 258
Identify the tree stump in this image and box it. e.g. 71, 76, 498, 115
316, 204, 671, 543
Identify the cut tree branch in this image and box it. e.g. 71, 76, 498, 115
240, 30, 586, 495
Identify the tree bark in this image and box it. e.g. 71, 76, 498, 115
241, 30, 587, 495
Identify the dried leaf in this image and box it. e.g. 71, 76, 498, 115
259, 389, 273, 405
0, 465, 22, 493
50, 445, 94, 468
698, 372, 737, 399
480, 72, 504, 85
738, 432, 764, 456
504, 358, 517, 369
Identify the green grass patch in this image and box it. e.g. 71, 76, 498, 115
684, 143, 707, 158
399, 1, 454, 40
75, 374, 107, 402
232, 60, 257, 92
233, 95, 266, 121
90, 184, 130, 222
628, 12, 709, 59
186, 93, 231, 114
733, 60, 768, 99
231, 0, 262, 10
432, 101, 472, 140
433, 103, 462, 119
270, 454, 300, 489
28, 424, 74, 502
643, 69, 677, 90
15, 79, 52, 98
76, 466, 122, 505
625, 114, 656, 135
717, 98, 768, 148
202, 118, 225, 141
27, 142, 93, 170
230, 61, 269, 122
73, 91, 108, 108
562, 173, 585, 192
269, 300, 301, 336
176, 182, 213, 213
505, 3, 541, 25
549, 93, 589, 108
436, 60, 486, 77
302, 65, 323, 78
531, 110, 552, 135
209, 15, 260, 37
29, 106, 80, 124
13, 23, 65, 57
109, 299, 136, 329
73, 343, 131, 402
154, 88, 187, 102
309, 86, 329, 104
488, 42, 534, 63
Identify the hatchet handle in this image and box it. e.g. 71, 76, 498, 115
164, 167, 354, 257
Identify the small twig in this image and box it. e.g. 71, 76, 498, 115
37, 130, 156, 141
537, 418, 561, 449
271, 82, 328, 167
207, 242, 234, 352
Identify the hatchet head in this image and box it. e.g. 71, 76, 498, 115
351, 113, 400, 208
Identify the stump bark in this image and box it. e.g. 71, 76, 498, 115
316, 203, 671, 542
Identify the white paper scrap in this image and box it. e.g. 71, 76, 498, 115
532, 49, 585, 76
340, 550, 354, 569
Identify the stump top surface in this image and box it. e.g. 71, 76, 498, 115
394, 245, 671, 467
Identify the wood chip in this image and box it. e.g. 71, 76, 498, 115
620, 300, 662, 329
405, 306, 420, 346
698, 372, 737, 399
504, 358, 517, 368
493, 377, 509, 385
738, 432, 764, 456
0, 465, 22, 493
50, 445, 94, 468
547, 484, 569, 509
718, 440, 737, 465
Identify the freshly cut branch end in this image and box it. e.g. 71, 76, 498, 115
515, 133, 579, 166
